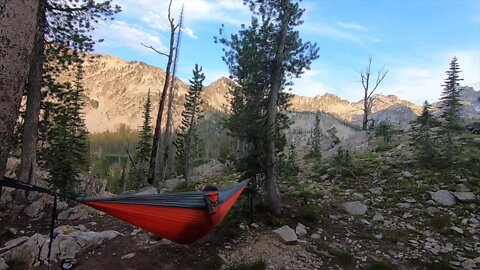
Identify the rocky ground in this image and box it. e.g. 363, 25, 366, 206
1, 134, 479, 270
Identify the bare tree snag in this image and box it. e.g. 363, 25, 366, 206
162, 5, 184, 180
359, 56, 388, 130
144, 0, 178, 185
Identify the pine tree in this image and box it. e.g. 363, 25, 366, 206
134, 89, 153, 187
43, 62, 88, 194
18, 0, 120, 190
36, 1, 119, 194
412, 100, 438, 164
217, 0, 319, 215
439, 57, 463, 164
175, 64, 205, 187
308, 112, 323, 158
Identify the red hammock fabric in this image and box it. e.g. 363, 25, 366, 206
84, 181, 247, 244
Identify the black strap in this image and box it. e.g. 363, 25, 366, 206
47, 193, 57, 270
1, 176, 58, 268
1, 176, 54, 195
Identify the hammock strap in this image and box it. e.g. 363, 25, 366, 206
1, 176, 54, 195
47, 193, 57, 270
1, 177, 59, 269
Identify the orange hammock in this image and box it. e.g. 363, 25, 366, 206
78, 180, 249, 244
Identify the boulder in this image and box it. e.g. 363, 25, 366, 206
461, 259, 477, 270
451, 226, 463, 235
456, 184, 471, 192
402, 171, 414, 178
352, 193, 364, 200
343, 201, 367, 215
272, 225, 297, 244
121, 253, 135, 259
24, 200, 45, 218
430, 190, 456, 206
0, 258, 8, 270
193, 159, 225, 178
56, 201, 69, 211
295, 223, 307, 237
73, 173, 108, 196
0, 236, 28, 252
58, 205, 90, 220
0, 187, 14, 204
57, 235, 81, 260
163, 179, 182, 191
372, 213, 384, 222
453, 192, 476, 203
426, 207, 440, 216
135, 186, 158, 195
369, 187, 383, 195
0, 236, 29, 252
2, 234, 46, 267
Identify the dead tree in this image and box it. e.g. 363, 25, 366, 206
162, 5, 184, 180
0, 0, 39, 179
142, 0, 179, 185
359, 56, 388, 130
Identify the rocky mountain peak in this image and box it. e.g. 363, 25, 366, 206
72, 53, 480, 133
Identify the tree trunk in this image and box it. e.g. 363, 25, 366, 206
162, 6, 183, 180
162, 82, 175, 179
0, 0, 39, 179
17, 0, 45, 199
148, 22, 175, 185
362, 97, 368, 130
264, 2, 290, 217
184, 134, 192, 187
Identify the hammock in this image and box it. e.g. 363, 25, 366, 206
1, 177, 248, 244
77, 180, 248, 244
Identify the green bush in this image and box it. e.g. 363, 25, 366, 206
374, 121, 395, 142
332, 147, 356, 177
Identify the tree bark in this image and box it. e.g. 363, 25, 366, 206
0, 0, 39, 179
162, 5, 183, 180
17, 0, 46, 195
362, 93, 369, 130
147, 8, 176, 185
162, 79, 175, 179
360, 56, 387, 130
264, 2, 290, 217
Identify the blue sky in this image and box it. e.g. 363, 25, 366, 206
93, 0, 480, 104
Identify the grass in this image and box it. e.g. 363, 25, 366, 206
205, 254, 223, 270
335, 250, 355, 266
382, 229, 411, 243
301, 204, 321, 223
367, 260, 396, 270
427, 214, 451, 234
226, 259, 267, 270
315, 240, 329, 251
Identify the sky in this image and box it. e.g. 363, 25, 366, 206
93, 0, 480, 105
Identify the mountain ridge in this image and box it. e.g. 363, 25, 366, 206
78, 54, 477, 133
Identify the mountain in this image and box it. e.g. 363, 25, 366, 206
77, 54, 476, 133
432, 86, 480, 122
